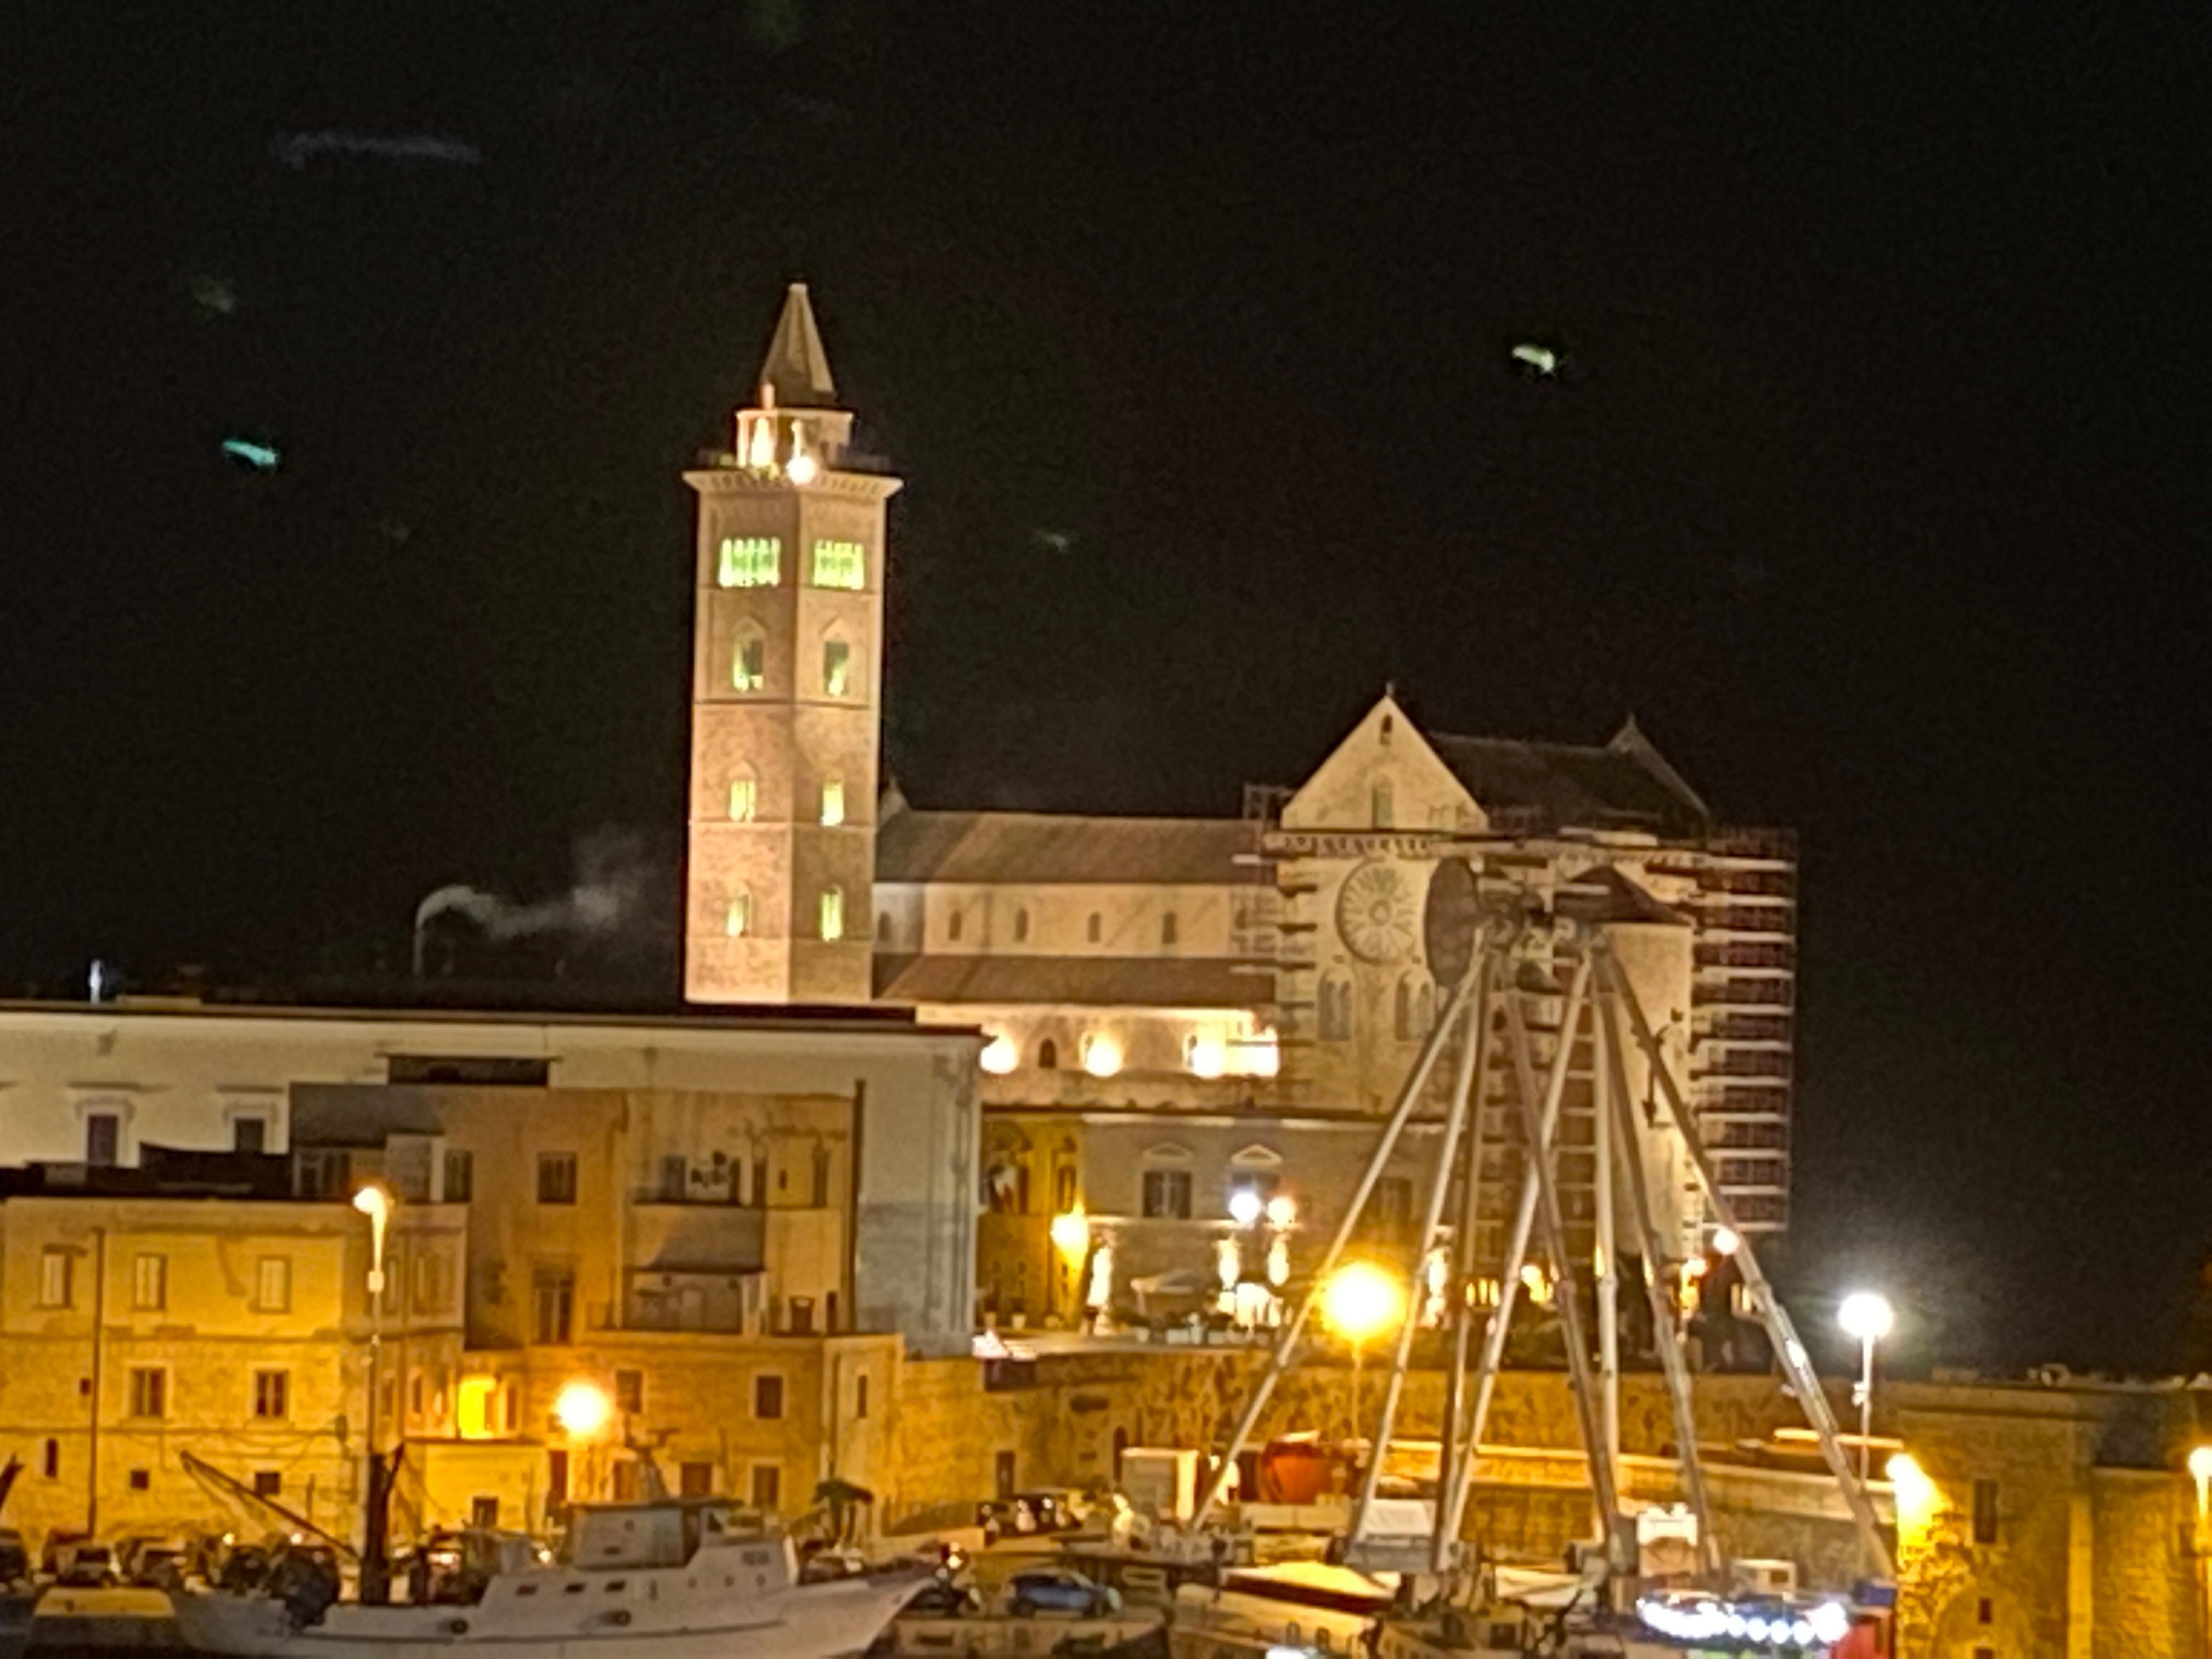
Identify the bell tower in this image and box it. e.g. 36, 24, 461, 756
683, 284, 900, 1005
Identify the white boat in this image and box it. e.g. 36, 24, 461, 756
170, 1498, 924, 1657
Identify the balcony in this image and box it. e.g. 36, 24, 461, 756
628, 1200, 766, 1274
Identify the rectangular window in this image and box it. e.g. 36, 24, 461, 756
233, 1116, 268, 1154
680, 1462, 715, 1498
39, 1248, 72, 1308
444, 1149, 473, 1203
810, 539, 865, 590
128, 1367, 167, 1420
610, 1460, 639, 1503
820, 776, 845, 827
295, 1148, 351, 1200
753, 1374, 785, 1420
253, 1471, 283, 1499
537, 1153, 578, 1205
820, 887, 845, 941
855, 1374, 869, 1419
1053, 1166, 1077, 1213
86, 1113, 121, 1167
728, 776, 757, 821
1372, 1176, 1415, 1228
1972, 1478, 1999, 1544
718, 535, 781, 589
42, 1440, 59, 1480
822, 638, 851, 697
1141, 1169, 1193, 1219
413, 1254, 442, 1312
731, 635, 766, 691
751, 1463, 782, 1511
615, 1370, 644, 1414
252, 1370, 290, 1420
255, 1256, 292, 1313
725, 890, 752, 938
471, 1496, 500, 1529
546, 1448, 569, 1505
533, 1271, 575, 1345
132, 1253, 167, 1312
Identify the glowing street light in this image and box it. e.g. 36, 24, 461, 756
1227, 1187, 1264, 1228
1711, 1227, 1741, 1257
554, 1380, 614, 1440
1838, 1291, 1895, 1485
1323, 1261, 1407, 1444
1263, 1194, 1296, 1229
351, 1182, 394, 1604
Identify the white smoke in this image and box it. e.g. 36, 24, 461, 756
412, 831, 657, 973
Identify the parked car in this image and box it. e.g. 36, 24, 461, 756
0, 1528, 30, 1587
1007, 1568, 1120, 1618
904, 1572, 983, 1617
42, 1533, 117, 1588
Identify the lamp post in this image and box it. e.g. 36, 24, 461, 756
2188, 1444, 2212, 1659
1837, 1292, 1895, 1486
1323, 1261, 1406, 1453
352, 1183, 393, 1604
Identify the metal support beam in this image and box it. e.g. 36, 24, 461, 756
1193, 948, 1486, 1526
1592, 983, 1621, 1473
1431, 959, 1494, 1572
1596, 946, 1893, 1577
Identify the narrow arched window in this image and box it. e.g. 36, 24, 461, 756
724, 889, 752, 939
820, 775, 845, 827
1161, 911, 1179, 947
1037, 1038, 1060, 1071
948, 910, 964, 943
819, 886, 845, 942
731, 627, 766, 692
1393, 976, 1413, 1041
1014, 908, 1030, 943
728, 770, 757, 822
1319, 972, 1353, 1042
1372, 778, 1395, 828
876, 911, 891, 944
822, 636, 852, 698
1086, 912, 1102, 944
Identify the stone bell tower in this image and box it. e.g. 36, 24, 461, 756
683, 284, 900, 1004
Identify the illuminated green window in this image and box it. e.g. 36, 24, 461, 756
731, 633, 765, 691
822, 639, 851, 697
811, 539, 865, 590
820, 776, 846, 827
719, 536, 781, 588
820, 885, 845, 941
729, 776, 757, 821
725, 890, 751, 938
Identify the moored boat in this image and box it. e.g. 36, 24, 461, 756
170, 1497, 924, 1658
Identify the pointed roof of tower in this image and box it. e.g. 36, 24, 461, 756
757, 281, 837, 407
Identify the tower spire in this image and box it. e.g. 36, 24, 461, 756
757, 281, 837, 407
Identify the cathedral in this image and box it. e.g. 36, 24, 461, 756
688, 286, 1797, 1325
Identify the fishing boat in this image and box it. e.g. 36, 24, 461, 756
170, 1496, 924, 1658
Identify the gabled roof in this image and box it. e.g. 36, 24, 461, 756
757, 281, 837, 407
1427, 723, 1709, 834
874, 954, 1260, 1008
876, 810, 1248, 885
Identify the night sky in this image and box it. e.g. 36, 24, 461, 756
5, 5, 2200, 1369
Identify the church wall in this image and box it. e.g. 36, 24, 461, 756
908, 882, 1242, 957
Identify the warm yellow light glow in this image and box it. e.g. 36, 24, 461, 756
1886, 1452, 1937, 1524
786, 453, 818, 486
979, 1034, 1018, 1075
1245, 1029, 1281, 1079
1266, 1236, 1289, 1288
2188, 1444, 2212, 1483
554, 1380, 614, 1440
1322, 1260, 1407, 1346
455, 1375, 498, 1441
1264, 1194, 1296, 1228
1227, 1187, 1263, 1227
820, 776, 846, 827
1684, 1257, 1709, 1279
1711, 1227, 1741, 1256
352, 1184, 391, 1223
1520, 1262, 1554, 1304
1081, 1032, 1123, 1079
1839, 1291, 1895, 1342
1187, 1033, 1227, 1080
1049, 1209, 1090, 1266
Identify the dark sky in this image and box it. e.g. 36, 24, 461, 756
4, 4, 2201, 1369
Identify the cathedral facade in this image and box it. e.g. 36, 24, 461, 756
685, 289, 1797, 1328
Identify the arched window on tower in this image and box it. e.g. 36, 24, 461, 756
731, 626, 766, 692
1014, 908, 1030, 943
724, 888, 752, 939
810, 539, 866, 590
948, 910, 964, 944
1372, 778, 1395, 828
728, 769, 757, 822
820, 775, 846, 827
1037, 1038, 1060, 1071
822, 635, 852, 698
1161, 911, 1179, 947
876, 911, 891, 944
1319, 972, 1353, 1042
1086, 913, 1103, 944
718, 535, 781, 589
1393, 972, 1435, 1041
819, 886, 845, 942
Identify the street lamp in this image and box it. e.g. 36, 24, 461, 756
2189, 1445, 2212, 1659
555, 1380, 616, 1506
351, 1183, 394, 1604
1838, 1291, 1895, 1485
1323, 1262, 1407, 1447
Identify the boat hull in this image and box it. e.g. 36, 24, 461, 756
171, 1573, 921, 1658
